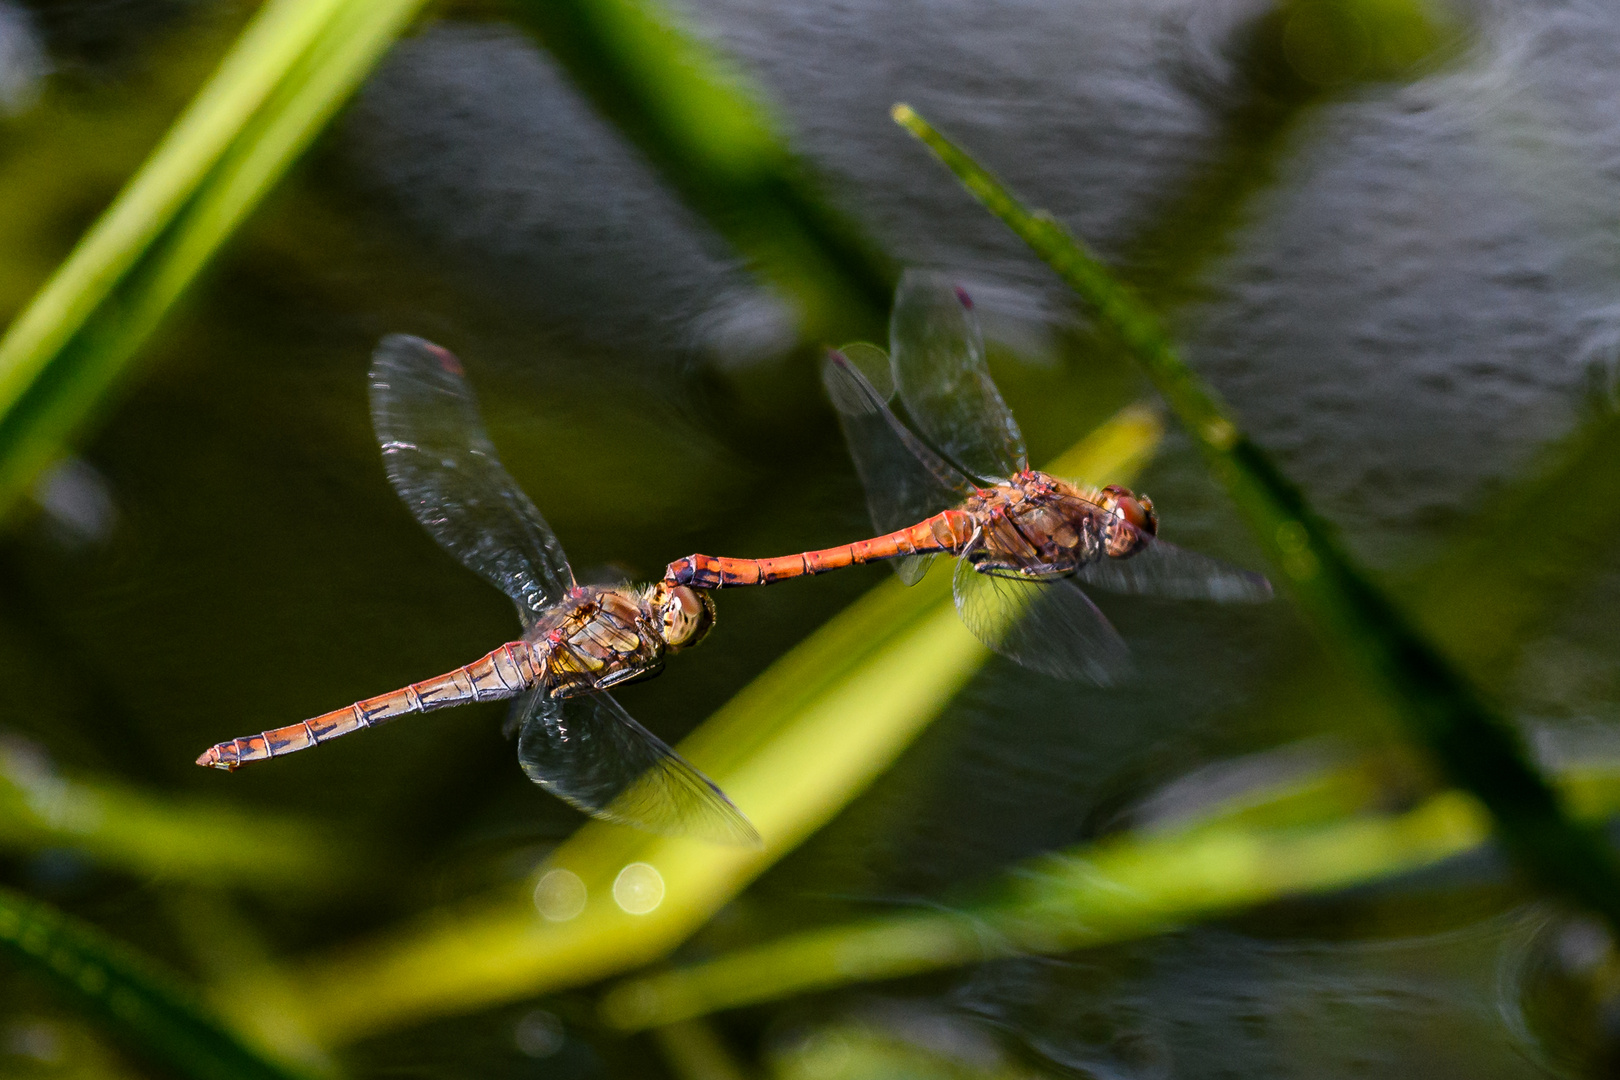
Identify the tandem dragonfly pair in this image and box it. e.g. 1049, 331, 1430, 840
196, 272, 1272, 845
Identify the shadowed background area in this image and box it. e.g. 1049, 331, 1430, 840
3, 0, 1620, 1076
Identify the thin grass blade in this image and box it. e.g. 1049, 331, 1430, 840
891, 103, 1620, 932
603, 741, 1620, 1028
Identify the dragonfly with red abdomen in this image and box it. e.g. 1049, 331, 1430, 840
667, 271, 1272, 684
198, 334, 757, 846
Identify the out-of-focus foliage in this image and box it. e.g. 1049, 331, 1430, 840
0, 885, 312, 1080
601, 749, 1487, 1027
0, 736, 349, 889
765, 1011, 1051, 1080
605, 737, 1620, 1027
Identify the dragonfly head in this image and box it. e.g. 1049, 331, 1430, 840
652, 582, 717, 650
1100, 484, 1157, 557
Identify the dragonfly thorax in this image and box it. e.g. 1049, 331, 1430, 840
533, 586, 667, 698
960, 472, 1156, 574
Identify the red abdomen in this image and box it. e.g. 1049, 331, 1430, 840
666, 509, 975, 589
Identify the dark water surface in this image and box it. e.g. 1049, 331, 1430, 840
3, 0, 1620, 1075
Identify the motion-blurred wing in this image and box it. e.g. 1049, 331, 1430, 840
515, 688, 760, 846
823, 350, 973, 585
953, 558, 1131, 684
890, 270, 1027, 482
1077, 534, 1273, 603
370, 335, 574, 627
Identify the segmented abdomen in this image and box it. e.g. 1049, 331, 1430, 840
196, 640, 543, 770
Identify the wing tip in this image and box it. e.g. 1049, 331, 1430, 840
372, 334, 464, 376
1225, 570, 1275, 603
1251, 573, 1275, 601
705, 809, 764, 849
822, 349, 879, 417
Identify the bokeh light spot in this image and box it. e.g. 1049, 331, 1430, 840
533, 868, 586, 922
612, 862, 665, 915
513, 1008, 565, 1058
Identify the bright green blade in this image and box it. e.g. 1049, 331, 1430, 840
0, 0, 427, 520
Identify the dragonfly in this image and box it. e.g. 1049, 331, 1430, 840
666, 271, 1272, 684
198, 335, 758, 845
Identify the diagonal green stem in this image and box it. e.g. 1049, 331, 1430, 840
602, 738, 1620, 1030
508, 0, 894, 346
603, 788, 1490, 1030
892, 103, 1620, 931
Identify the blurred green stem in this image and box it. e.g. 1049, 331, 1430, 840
508, 0, 893, 345
0, 739, 352, 889
604, 786, 1487, 1029
654, 1018, 753, 1080
605, 741, 1620, 1028
0, 887, 313, 1080
892, 103, 1620, 932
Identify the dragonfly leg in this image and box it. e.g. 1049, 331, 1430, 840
592, 663, 664, 691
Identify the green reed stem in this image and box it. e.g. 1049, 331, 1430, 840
892, 102, 1620, 931
605, 740, 1620, 1030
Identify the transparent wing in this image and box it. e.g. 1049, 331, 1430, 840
823, 350, 972, 586
515, 688, 760, 846
890, 270, 1028, 482
1076, 533, 1274, 603
953, 557, 1132, 684
370, 335, 574, 627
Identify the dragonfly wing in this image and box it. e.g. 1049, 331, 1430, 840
515, 689, 760, 846
890, 270, 1028, 481
953, 557, 1131, 684
370, 335, 574, 627
824, 351, 972, 584
893, 553, 937, 586
1077, 534, 1274, 603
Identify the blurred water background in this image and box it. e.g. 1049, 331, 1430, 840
4, 0, 1620, 1076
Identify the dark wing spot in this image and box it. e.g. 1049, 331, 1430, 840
427, 344, 463, 375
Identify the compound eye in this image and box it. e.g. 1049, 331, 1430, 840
1102, 485, 1150, 532
1116, 496, 1150, 532
664, 586, 716, 648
